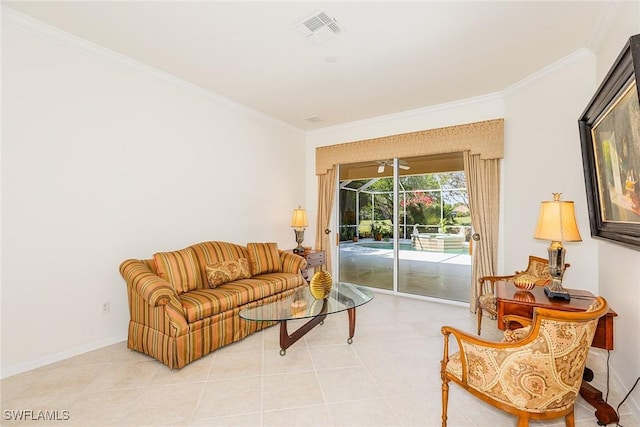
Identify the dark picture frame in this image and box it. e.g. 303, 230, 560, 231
579, 34, 640, 250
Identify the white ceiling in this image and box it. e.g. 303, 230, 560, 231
4, 1, 613, 130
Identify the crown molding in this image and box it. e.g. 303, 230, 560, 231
1, 6, 304, 135
307, 92, 504, 137
502, 47, 594, 97
586, 1, 623, 54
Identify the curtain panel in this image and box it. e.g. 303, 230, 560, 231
464, 152, 501, 311
315, 166, 337, 274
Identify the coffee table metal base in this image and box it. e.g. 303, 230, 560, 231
278, 301, 357, 355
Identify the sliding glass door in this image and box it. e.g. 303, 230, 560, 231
397, 170, 471, 302
337, 154, 472, 303
338, 175, 395, 291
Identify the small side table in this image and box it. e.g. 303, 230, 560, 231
287, 249, 326, 281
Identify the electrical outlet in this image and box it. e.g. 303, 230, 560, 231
101, 301, 110, 313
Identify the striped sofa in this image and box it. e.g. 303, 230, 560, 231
119, 241, 307, 369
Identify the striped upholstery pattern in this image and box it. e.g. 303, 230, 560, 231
279, 250, 307, 273
246, 272, 304, 295
120, 241, 306, 369
153, 248, 202, 294
128, 320, 190, 369
179, 287, 241, 323
186, 312, 237, 362
120, 259, 177, 307
246, 242, 281, 275
180, 274, 303, 323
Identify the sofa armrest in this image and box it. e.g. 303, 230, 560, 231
120, 259, 189, 336
119, 259, 180, 307
279, 250, 307, 274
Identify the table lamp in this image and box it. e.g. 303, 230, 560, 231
290, 206, 308, 253
533, 193, 582, 300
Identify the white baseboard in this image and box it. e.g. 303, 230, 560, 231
1, 334, 127, 380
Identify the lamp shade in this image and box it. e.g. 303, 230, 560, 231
533, 193, 582, 242
290, 206, 308, 228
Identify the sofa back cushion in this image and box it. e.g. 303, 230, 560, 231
246, 242, 282, 275
206, 258, 251, 288
189, 241, 249, 287
153, 248, 202, 294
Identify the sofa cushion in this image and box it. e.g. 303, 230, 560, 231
250, 272, 305, 295
246, 242, 281, 275
153, 248, 202, 294
179, 288, 241, 323
178, 273, 305, 323
225, 273, 304, 305
206, 258, 251, 288
189, 241, 249, 287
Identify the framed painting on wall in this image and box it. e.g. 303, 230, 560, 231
579, 34, 640, 249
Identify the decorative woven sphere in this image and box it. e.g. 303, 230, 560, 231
310, 271, 333, 299
513, 278, 536, 291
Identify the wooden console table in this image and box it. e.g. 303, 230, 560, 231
285, 249, 326, 282
496, 281, 618, 425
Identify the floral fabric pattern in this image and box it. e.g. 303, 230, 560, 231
206, 258, 251, 288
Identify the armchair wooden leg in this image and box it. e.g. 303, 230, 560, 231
477, 305, 483, 335
516, 416, 529, 427
565, 408, 575, 427
441, 379, 449, 427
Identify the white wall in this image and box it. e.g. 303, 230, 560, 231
1, 16, 305, 378
502, 50, 599, 293
590, 2, 640, 417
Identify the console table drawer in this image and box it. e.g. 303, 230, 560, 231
305, 251, 325, 268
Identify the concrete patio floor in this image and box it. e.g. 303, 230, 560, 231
337, 239, 472, 304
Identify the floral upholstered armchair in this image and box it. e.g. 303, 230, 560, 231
441, 296, 608, 427
476, 255, 563, 335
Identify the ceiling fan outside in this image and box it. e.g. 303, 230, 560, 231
377, 160, 410, 173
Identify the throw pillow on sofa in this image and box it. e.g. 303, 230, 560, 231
206, 258, 251, 288
153, 248, 202, 294
246, 242, 282, 275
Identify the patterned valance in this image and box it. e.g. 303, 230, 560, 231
315, 118, 504, 175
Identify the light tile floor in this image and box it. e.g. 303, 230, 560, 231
1, 293, 636, 426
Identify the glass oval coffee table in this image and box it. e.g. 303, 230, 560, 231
239, 281, 374, 355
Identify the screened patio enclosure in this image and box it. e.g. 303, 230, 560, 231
337, 154, 472, 303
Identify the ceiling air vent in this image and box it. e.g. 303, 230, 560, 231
304, 115, 323, 124
295, 10, 343, 44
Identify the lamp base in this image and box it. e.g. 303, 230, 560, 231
544, 286, 570, 301
293, 229, 305, 254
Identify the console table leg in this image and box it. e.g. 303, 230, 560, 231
579, 380, 619, 425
